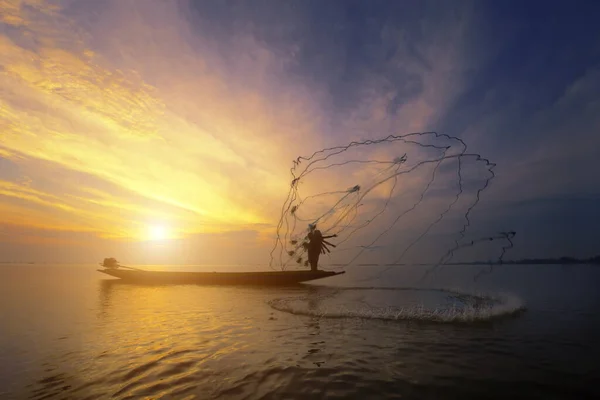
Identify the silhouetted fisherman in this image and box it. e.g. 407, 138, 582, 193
306, 225, 337, 271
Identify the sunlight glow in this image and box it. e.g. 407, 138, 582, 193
149, 225, 168, 241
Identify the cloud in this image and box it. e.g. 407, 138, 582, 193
9, 0, 590, 263
1, 1, 330, 243
460, 65, 600, 205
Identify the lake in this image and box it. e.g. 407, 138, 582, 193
1, 263, 598, 399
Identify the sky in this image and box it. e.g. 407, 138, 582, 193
1, 0, 599, 265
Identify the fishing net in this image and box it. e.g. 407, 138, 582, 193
269, 132, 515, 280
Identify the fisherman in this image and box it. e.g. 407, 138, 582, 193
306, 225, 337, 271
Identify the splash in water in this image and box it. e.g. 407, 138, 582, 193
269, 286, 525, 323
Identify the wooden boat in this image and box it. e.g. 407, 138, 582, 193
97, 268, 345, 286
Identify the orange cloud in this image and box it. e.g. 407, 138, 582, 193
0, 0, 328, 253
0, 1, 463, 264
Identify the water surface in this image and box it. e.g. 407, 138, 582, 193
1, 264, 598, 399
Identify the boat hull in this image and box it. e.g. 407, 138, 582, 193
97, 269, 344, 286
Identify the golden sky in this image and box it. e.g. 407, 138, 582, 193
0, 0, 334, 263
0, 0, 478, 264
3, 1, 598, 264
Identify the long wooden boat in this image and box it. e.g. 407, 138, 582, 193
97, 268, 345, 286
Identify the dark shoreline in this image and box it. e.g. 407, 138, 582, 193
331, 256, 600, 267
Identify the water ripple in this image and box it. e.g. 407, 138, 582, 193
4, 266, 599, 399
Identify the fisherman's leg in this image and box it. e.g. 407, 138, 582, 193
308, 250, 319, 271
312, 252, 321, 271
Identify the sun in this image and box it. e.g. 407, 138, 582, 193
148, 225, 168, 241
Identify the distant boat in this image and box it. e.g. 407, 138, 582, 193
97, 259, 344, 286
100, 257, 122, 269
